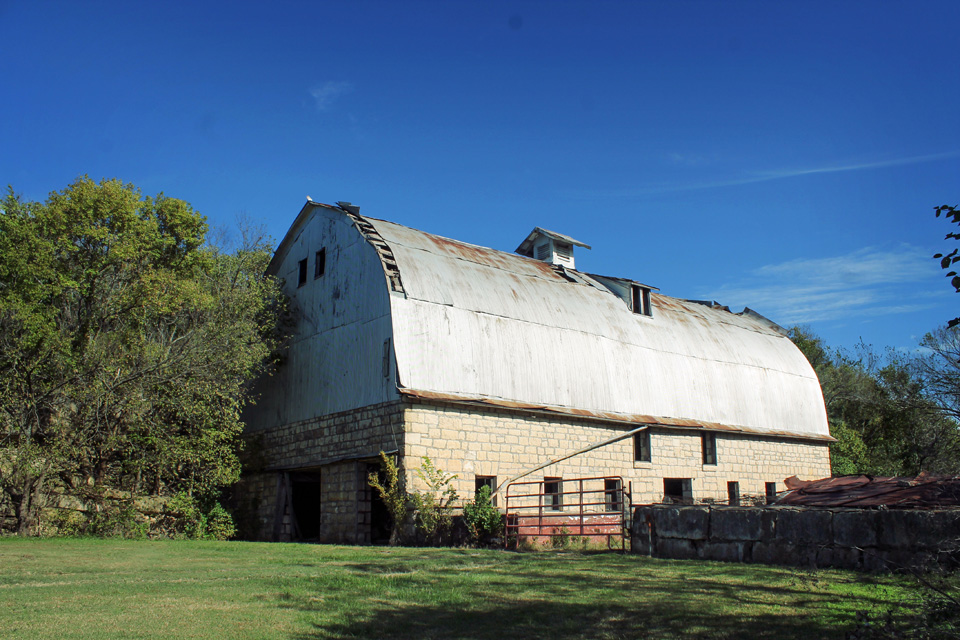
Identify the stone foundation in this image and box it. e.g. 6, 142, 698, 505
632, 504, 960, 572
240, 398, 831, 543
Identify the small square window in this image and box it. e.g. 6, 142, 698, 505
663, 478, 692, 504
727, 481, 740, 506
765, 482, 778, 504
544, 477, 563, 511
604, 478, 622, 512
634, 431, 651, 462
475, 476, 497, 506
631, 284, 653, 317
314, 248, 326, 278
701, 433, 717, 466
297, 258, 308, 287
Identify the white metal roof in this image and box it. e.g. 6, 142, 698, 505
361, 215, 830, 440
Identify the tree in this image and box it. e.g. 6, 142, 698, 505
933, 204, 960, 327
0, 177, 286, 534
789, 327, 959, 477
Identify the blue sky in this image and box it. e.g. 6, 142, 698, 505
2, 0, 959, 354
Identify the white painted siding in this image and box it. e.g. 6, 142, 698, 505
243, 206, 397, 431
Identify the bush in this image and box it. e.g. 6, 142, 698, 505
409, 457, 459, 545
462, 485, 503, 546
159, 492, 235, 540
87, 501, 149, 539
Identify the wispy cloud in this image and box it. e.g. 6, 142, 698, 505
752, 151, 960, 181
702, 245, 945, 326
564, 151, 960, 198
310, 81, 353, 111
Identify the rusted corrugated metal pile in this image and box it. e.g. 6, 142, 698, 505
780, 474, 960, 508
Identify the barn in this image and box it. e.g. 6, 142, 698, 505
240, 200, 833, 543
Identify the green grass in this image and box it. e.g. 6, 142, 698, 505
0, 537, 918, 639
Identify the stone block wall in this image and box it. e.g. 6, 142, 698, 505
240, 400, 405, 542
239, 397, 831, 544
403, 400, 831, 505
632, 505, 960, 571
255, 400, 405, 469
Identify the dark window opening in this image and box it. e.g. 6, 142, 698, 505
314, 248, 326, 278
475, 475, 497, 506
604, 478, 623, 512
727, 481, 740, 506
663, 478, 693, 504
297, 258, 308, 287
765, 482, 778, 504
544, 477, 563, 511
702, 433, 717, 465
634, 431, 651, 462
382, 338, 391, 378
631, 284, 652, 317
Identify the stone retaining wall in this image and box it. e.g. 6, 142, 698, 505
632, 504, 960, 572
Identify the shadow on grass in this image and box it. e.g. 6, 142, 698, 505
279, 560, 888, 640
288, 598, 846, 640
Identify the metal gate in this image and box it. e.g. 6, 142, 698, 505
503, 476, 632, 550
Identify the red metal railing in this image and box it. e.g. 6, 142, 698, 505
503, 476, 631, 550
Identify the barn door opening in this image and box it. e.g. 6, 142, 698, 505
365, 462, 392, 544
290, 471, 323, 542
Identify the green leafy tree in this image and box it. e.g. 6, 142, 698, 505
0, 177, 286, 535
790, 327, 960, 477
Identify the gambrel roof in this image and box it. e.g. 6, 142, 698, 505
269, 201, 831, 441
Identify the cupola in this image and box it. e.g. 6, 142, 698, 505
515, 227, 591, 269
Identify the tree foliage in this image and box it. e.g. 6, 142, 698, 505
933, 204, 960, 328
0, 177, 286, 535
790, 327, 960, 477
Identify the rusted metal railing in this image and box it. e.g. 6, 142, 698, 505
504, 476, 631, 551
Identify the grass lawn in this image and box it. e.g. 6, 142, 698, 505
0, 537, 918, 639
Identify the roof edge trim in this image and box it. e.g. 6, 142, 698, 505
399, 388, 836, 442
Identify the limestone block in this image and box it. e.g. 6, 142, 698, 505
654, 506, 709, 540
776, 508, 832, 544
710, 507, 766, 541
702, 541, 750, 563
878, 509, 960, 551
752, 541, 815, 567
833, 510, 879, 548
656, 538, 700, 560
816, 545, 862, 570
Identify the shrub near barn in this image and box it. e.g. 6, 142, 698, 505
0, 177, 286, 537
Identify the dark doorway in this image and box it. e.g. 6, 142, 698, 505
290, 472, 322, 541
366, 462, 392, 544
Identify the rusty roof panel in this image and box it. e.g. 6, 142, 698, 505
778, 474, 960, 508
364, 215, 830, 439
